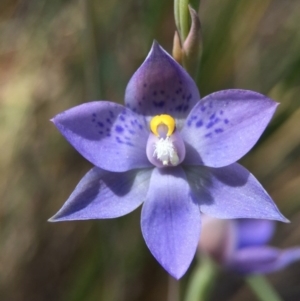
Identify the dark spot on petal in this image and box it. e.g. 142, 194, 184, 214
106, 133, 111, 137
187, 94, 192, 101
99, 131, 103, 135
98, 122, 104, 127
196, 120, 203, 127
115, 125, 124, 133
183, 105, 189, 112
220, 110, 224, 115
205, 133, 212, 138
116, 137, 123, 144
160, 90, 165, 94
215, 128, 224, 133
138, 101, 142, 106
175, 104, 183, 112
153, 100, 165, 108
210, 113, 216, 120
192, 115, 197, 120
129, 130, 135, 135
153, 91, 157, 96
106, 118, 111, 124
92, 113, 96, 117
201, 106, 206, 112
224, 119, 229, 124
206, 121, 214, 129
109, 111, 114, 118
120, 115, 125, 121
126, 142, 134, 147
143, 83, 147, 87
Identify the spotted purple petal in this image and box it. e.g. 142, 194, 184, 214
185, 163, 288, 222
52, 101, 151, 172
141, 166, 201, 279
236, 219, 275, 249
125, 42, 200, 127
49, 167, 152, 221
228, 247, 300, 274
181, 90, 278, 167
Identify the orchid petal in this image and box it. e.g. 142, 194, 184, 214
49, 167, 152, 221
141, 166, 201, 279
181, 90, 278, 167
236, 219, 276, 249
229, 247, 300, 274
52, 101, 151, 172
185, 163, 287, 222
125, 42, 200, 127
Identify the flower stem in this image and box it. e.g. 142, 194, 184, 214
174, 0, 180, 34
179, 0, 190, 41
184, 256, 218, 301
246, 275, 284, 301
175, 0, 200, 41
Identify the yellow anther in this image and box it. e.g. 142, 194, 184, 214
150, 114, 176, 137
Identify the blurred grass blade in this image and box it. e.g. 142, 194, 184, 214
184, 256, 218, 301
246, 275, 283, 301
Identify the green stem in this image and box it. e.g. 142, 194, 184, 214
174, 0, 201, 42
184, 256, 218, 301
178, 0, 190, 41
246, 275, 284, 301
174, 0, 180, 33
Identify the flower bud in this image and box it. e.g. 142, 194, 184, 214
182, 6, 202, 79
172, 30, 183, 65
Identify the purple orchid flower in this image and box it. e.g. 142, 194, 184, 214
199, 216, 300, 274
50, 42, 287, 279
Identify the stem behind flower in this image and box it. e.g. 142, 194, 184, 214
184, 255, 218, 301
246, 275, 284, 301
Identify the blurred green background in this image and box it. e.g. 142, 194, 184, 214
1, 0, 300, 300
